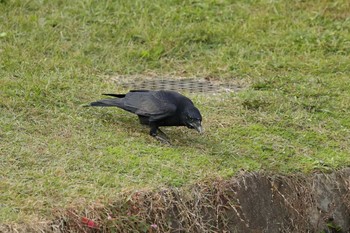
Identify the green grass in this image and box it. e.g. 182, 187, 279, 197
1, 0, 350, 227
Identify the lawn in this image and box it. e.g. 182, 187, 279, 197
1, 0, 350, 229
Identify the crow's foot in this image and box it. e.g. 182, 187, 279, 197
154, 135, 171, 145
150, 127, 171, 145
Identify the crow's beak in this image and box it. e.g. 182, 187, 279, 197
191, 121, 203, 134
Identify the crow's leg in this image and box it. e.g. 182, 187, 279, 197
138, 115, 149, 125
149, 124, 171, 145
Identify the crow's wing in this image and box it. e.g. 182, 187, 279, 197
122, 91, 177, 121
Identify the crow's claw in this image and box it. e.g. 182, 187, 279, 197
154, 135, 171, 145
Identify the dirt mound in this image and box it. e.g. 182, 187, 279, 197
3, 169, 350, 232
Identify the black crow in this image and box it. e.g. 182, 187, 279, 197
87, 90, 203, 144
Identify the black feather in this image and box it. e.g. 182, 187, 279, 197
87, 90, 203, 144
102, 93, 126, 98
130, 90, 150, 93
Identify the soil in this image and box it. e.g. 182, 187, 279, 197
2, 169, 350, 232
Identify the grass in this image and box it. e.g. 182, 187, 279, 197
1, 0, 350, 228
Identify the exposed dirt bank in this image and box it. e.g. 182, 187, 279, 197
2, 169, 350, 232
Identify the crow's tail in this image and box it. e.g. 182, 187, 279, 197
86, 98, 123, 107
102, 93, 126, 98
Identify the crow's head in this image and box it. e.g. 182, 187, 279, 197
182, 106, 203, 133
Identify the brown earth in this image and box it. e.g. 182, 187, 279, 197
2, 169, 350, 233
